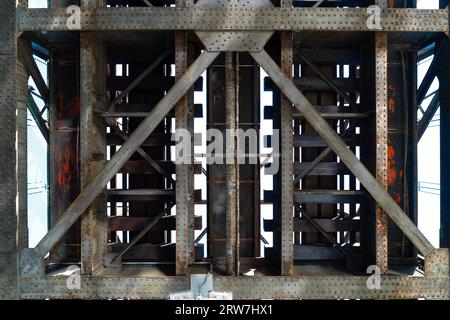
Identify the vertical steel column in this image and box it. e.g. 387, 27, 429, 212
235, 54, 240, 276
225, 52, 238, 275
280, 0, 294, 276
375, 32, 389, 273
80, 29, 107, 274
17, 39, 30, 249
17, 0, 30, 249
175, 0, 195, 275
48, 0, 82, 263
0, 0, 18, 299
437, 40, 450, 248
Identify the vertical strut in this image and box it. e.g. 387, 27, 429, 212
375, 32, 389, 273
280, 0, 294, 276
225, 52, 238, 275
175, 3, 195, 274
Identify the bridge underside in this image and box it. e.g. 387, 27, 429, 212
1, 0, 450, 300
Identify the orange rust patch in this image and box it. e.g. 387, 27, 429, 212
393, 192, 401, 204
388, 97, 396, 112
387, 145, 397, 187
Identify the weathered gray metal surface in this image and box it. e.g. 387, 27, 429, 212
225, 52, 238, 275
251, 50, 435, 258
425, 249, 450, 277
0, 1, 18, 299
112, 205, 174, 263
280, 0, 294, 276
195, 0, 274, 52
175, 5, 195, 274
109, 51, 170, 111
18, 7, 448, 32
375, 32, 389, 274
18, 38, 49, 105
80, 32, 108, 275
18, 275, 450, 300
33, 50, 220, 260
17, 39, 30, 250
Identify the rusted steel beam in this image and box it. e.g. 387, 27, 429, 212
265, 218, 360, 233
107, 132, 173, 146
280, 0, 294, 276
17, 39, 30, 251
295, 204, 352, 259
251, 50, 435, 257
437, 39, 450, 248
80, 33, 108, 275
292, 52, 358, 184
33, 50, 219, 259
108, 215, 202, 232
297, 53, 357, 109
225, 52, 238, 275
103, 48, 175, 185
0, 1, 18, 299
19, 275, 450, 300
174, 6, 195, 274
375, 32, 389, 273
17, 7, 449, 33
107, 122, 176, 185
418, 92, 439, 141
111, 203, 175, 263
48, 48, 81, 264
27, 90, 49, 143
108, 50, 170, 111
18, 38, 50, 105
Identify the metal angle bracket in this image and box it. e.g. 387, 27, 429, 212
194, 0, 274, 52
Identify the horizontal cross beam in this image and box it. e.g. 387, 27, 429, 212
19, 275, 450, 299
18, 7, 448, 33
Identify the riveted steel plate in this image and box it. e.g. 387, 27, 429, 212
425, 248, 450, 277
17, 7, 449, 33
195, 0, 274, 52
20, 276, 189, 299
19, 275, 450, 300
214, 276, 450, 300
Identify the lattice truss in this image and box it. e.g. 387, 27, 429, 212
0, 0, 449, 299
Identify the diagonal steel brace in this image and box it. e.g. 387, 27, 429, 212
251, 50, 434, 257
33, 51, 219, 259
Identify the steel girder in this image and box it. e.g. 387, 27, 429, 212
19, 275, 450, 300
9, 1, 450, 301
18, 7, 448, 33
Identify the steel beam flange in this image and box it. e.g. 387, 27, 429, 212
20, 248, 44, 276
195, 0, 274, 52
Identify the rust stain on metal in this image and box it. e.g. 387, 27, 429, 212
58, 94, 80, 119
57, 144, 78, 192
388, 97, 396, 112
388, 84, 398, 113
387, 145, 397, 187
393, 192, 401, 204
